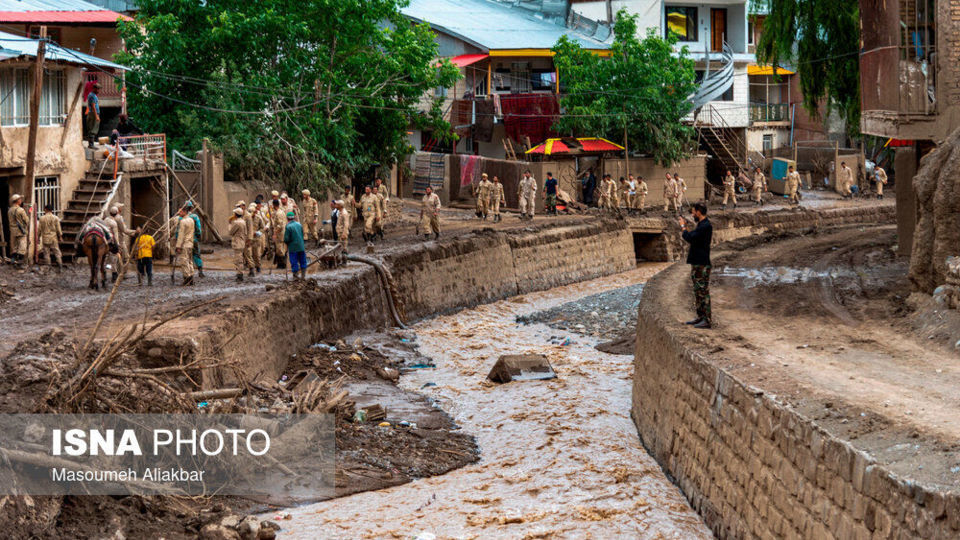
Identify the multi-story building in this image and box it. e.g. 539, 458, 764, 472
401, 0, 611, 159
857, 0, 942, 255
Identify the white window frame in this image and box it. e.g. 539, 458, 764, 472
34, 175, 61, 216
0, 67, 66, 127
748, 19, 755, 46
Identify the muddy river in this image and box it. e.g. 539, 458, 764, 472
277, 264, 712, 539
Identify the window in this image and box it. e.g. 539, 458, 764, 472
433, 86, 448, 98
493, 68, 511, 92
666, 6, 698, 42
762, 134, 773, 152
0, 68, 66, 126
34, 176, 60, 216
748, 19, 755, 46
531, 70, 557, 91
511, 62, 531, 93
720, 84, 734, 101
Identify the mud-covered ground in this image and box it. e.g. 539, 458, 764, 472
662, 225, 960, 489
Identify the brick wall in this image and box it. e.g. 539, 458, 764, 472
633, 250, 959, 539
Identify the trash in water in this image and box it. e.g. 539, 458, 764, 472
399, 420, 410, 427
279, 375, 288, 383
311, 343, 337, 352
487, 354, 556, 383
421, 382, 437, 389
353, 410, 367, 423
408, 363, 436, 369
561, 338, 573, 346
197, 402, 208, 409
286, 369, 320, 391
401, 338, 411, 342
378, 421, 391, 427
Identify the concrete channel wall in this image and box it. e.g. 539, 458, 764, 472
632, 207, 957, 539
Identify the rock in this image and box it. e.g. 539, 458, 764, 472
258, 528, 277, 540
376, 367, 399, 381
265, 284, 276, 292
261, 520, 280, 531
220, 515, 241, 529
200, 524, 241, 540
237, 515, 261, 540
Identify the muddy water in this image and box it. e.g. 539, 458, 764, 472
278, 264, 712, 539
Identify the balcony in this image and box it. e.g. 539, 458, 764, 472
749, 103, 789, 123
83, 70, 123, 102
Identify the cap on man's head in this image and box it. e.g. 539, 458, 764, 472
10, 193, 21, 203
109, 206, 119, 215
481, 173, 488, 178
280, 191, 288, 198
233, 207, 244, 216
271, 190, 279, 197
247, 203, 256, 212
302, 189, 310, 196
184, 200, 194, 208
235, 200, 246, 208
286, 211, 295, 219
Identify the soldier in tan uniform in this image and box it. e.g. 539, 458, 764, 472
475, 173, 493, 220
785, 166, 802, 205
721, 170, 737, 209
373, 186, 387, 240
359, 186, 380, 242
112, 204, 136, 263
518, 171, 537, 219
611, 177, 621, 210
269, 199, 288, 268
838, 162, 853, 198
228, 207, 247, 282
300, 189, 320, 246
636, 176, 648, 211
752, 167, 767, 206
174, 206, 196, 285
7, 194, 28, 267
874, 166, 887, 199
280, 192, 299, 221
421, 186, 441, 239
38, 204, 63, 271
104, 207, 128, 281
673, 174, 688, 207
247, 202, 264, 273
491, 176, 505, 222
335, 200, 352, 249
663, 174, 679, 213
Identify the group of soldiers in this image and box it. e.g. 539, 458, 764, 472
594, 173, 689, 214
471, 173, 506, 222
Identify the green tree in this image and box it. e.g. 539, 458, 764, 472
116, 0, 460, 193
754, 0, 860, 138
552, 10, 697, 166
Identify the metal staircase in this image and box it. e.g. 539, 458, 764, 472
686, 41, 747, 173
59, 162, 123, 261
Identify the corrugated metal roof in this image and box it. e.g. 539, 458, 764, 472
402, 0, 610, 51
0, 10, 128, 23
0, 0, 111, 12
0, 30, 126, 69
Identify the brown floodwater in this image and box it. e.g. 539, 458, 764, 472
276, 264, 712, 539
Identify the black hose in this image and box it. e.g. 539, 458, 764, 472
345, 254, 407, 329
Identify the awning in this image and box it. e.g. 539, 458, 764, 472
527, 137, 624, 156
747, 65, 795, 76
0, 10, 130, 24
448, 53, 488, 67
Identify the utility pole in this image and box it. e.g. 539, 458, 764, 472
25, 25, 46, 207
605, 0, 613, 25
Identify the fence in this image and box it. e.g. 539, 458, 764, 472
83, 71, 122, 99
117, 134, 166, 163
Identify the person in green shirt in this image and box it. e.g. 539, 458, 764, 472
283, 211, 306, 280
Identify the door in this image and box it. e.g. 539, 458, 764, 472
711, 8, 727, 52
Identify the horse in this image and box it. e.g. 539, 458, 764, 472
79, 231, 109, 290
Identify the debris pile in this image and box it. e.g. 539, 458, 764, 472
932, 256, 960, 309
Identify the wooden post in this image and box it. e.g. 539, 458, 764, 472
25, 26, 46, 206
59, 80, 84, 147
623, 120, 630, 178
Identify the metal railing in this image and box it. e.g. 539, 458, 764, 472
749, 103, 790, 123
83, 71, 122, 99
117, 133, 167, 163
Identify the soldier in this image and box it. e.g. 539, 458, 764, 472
374, 177, 389, 202
596, 175, 610, 210
6, 195, 26, 267
269, 199, 288, 268
636, 176, 649, 211
174, 206, 196, 286
625, 175, 637, 210
38, 204, 63, 272
373, 186, 387, 240
300, 189, 320, 246
228, 207, 247, 282
335, 200, 352, 249
518, 170, 537, 220
674, 173, 688, 207
268, 190, 281, 209
421, 186, 441, 240
358, 186, 381, 243
663, 173, 678, 213
166, 213, 180, 265
838, 161, 853, 198
103, 207, 126, 281
280, 191, 299, 220
721, 170, 737, 209
611, 177, 622, 210
186, 202, 204, 278
112, 204, 136, 263
874, 166, 888, 199
475, 173, 493, 220
786, 165, 802, 205
247, 202, 263, 274
491, 175, 505, 223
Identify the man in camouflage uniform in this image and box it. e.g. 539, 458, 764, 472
359, 186, 381, 242
721, 170, 737, 209
38, 204, 63, 271
373, 186, 387, 240
228, 206, 247, 282
174, 206, 196, 286
247, 202, 263, 274
475, 173, 493, 220
874, 166, 888, 200
335, 200, 352, 249
300, 189, 320, 247
269, 199, 288, 268
786, 165, 802, 205
491, 175, 505, 223
752, 167, 767, 206
421, 186, 441, 239
663, 173, 679, 213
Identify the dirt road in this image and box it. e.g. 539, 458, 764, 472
275, 265, 711, 539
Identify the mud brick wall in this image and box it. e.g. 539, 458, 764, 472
633, 263, 960, 539
709, 204, 897, 244
386, 220, 635, 319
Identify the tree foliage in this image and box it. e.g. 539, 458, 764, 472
755, 0, 860, 138
116, 0, 460, 193
551, 10, 697, 166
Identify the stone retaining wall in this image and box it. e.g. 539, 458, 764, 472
633, 232, 959, 539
